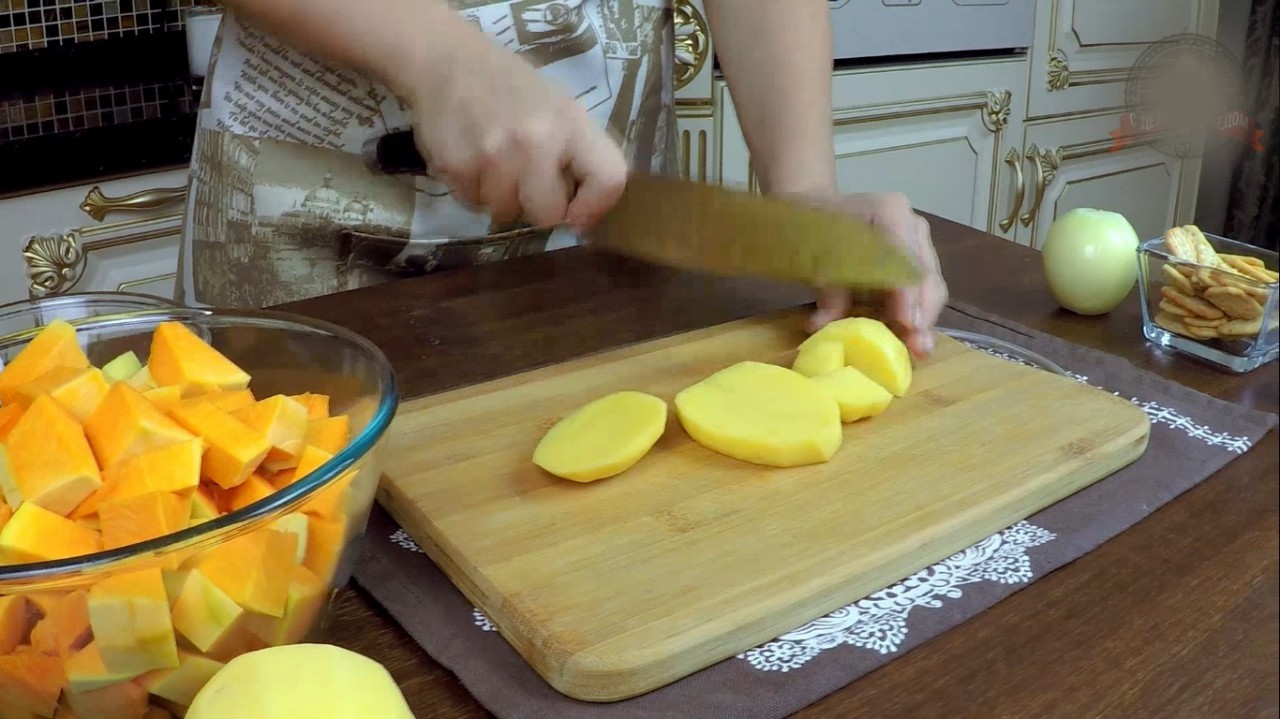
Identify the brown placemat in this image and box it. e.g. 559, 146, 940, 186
351, 302, 1278, 719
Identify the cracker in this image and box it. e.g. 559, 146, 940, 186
1205, 269, 1272, 301
1163, 227, 1198, 262
1222, 255, 1278, 284
1158, 299, 1191, 316
1160, 285, 1225, 319
1220, 253, 1264, 268
1217, 317, 1264, 337
1183, 314, 1226, 328
1204, 285, 1263, 320
1154, 311, 1189, 335
1182, 225, 1228, 269
1161, 263, 1195, 295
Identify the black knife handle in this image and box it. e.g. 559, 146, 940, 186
362, 129, 429, 175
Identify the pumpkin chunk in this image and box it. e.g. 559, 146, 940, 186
0, 502, 102, 563
29, 590, 92, 659
532, 391, 667, 483
289, 392, 330, 419
0, 319, 89, 406
100, 350, 143, 384
269, 513, 310, 564
149, 322, 251, 397
0, 404, 24, 442
84, 383, 196, 470
303, 514, 349, 584
810, 366, 895, 423
168, 402, 270, 489
87, 568, 180, 675
674, 361, 843, 467
142, 385, 183, 411
0, 594, 28, 654
0, 394, 103, 515
83, 437, 205, 517
63, 675, 150, 719
231, 395, 308, 467
302, 415, 351, 457
63, 641, 144, 692
243, 564, 328, 646
98, 491, 192, 551
194, 529, 298, 617
170, 569, 252, 658
137, 650, 225, 708
225, 473, 275, 512
0, 646, 65, 717
173, 389, 256, 414
12, 365, 111, 423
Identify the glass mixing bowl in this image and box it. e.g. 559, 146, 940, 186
0, 306, 398, 717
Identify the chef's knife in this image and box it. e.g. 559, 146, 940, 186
361, 129, 922, 289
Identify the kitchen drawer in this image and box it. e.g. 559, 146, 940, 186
715, 55, 1029, 235
0, 169, 188, 305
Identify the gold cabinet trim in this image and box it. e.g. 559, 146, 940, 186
1019, 144, 1062, 228
672, 0, 710, 92
22, 213, 184, 298
80, 184, 188, 222
998, 147, 1025, 233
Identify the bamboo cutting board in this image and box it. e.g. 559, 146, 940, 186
376, 309, 1150, 702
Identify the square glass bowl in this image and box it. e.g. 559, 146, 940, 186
1137, 232, 1278, 373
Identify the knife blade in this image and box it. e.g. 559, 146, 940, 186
361, 130, 922, 289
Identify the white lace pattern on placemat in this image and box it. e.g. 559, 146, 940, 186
387, 342, 1258, 667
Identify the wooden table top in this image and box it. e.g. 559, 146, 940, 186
279, 214, 1279, 719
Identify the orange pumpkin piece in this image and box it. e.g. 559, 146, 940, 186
244, 563, 329, 647
0, 319, 89, 406
0, 394, 103, 516
0, 502, 11, 533
269, 513, 309, 564
194, 528, 298, 617
225, 473, 275, 513
267, 468, 297, 490
172, 389, 256, 414
304, 415, 351, 456
81, 438, 205, 519
283, 446, 355, 519
141, 385, 183, 411
148, 322, 251, 398
86, 568, 180, 675
84, 383, 196, 470
0, 404, 26, 443
13, 365, 111, 424
63, 674, 150, 719
0, 594, 29, 654
63, 641, 143, 692
0, 502, 102, 564
303, 514, 349, 584
170, 569, 252, 659
290, 392, 330, 420
98, 491, 192, 551
188, 487, 220, 524
137, 650, 224, 707
168, 402, 270, 490
0, 646, 65, 716
29, 590, 92, 659
232, 394, 308, 469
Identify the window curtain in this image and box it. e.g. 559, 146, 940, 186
1223, 0, 1278, 251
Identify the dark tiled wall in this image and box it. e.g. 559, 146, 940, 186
0, 80, 194, 140
0, 0, 212, 54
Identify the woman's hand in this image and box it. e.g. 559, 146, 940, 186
804, 193, 948, 359
395, 28, 629, 231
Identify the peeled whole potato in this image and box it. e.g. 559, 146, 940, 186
185, 644, 414, 719
674, 361, 842, 467
532, 390, 668, 482
802, 317, 912, 396
811, 366, 894, 423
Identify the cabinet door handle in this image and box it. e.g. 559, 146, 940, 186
80, 185, 188, 222
1018, 144, 1062, 228
998, 147, 1024, 233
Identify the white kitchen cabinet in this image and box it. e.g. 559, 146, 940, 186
0, 168, 189, 306
713, 56, 1030, 237
1025, 0, 1221, 119
1013, 111, 1193, 248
